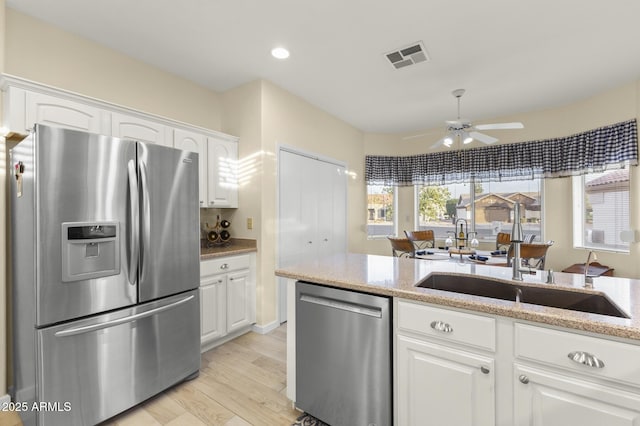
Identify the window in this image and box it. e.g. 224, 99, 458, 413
415, 183, 466, 241
367, 185, 395, 238
573, 170, 630, 252
416, 178, 543, 244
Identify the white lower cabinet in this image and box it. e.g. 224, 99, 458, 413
397, 334, 495, 426
395, 299, 640, 425
514, 365, 640, 426
396, 300, 496, 426
226, 268, 252, 333
200, 273, 227, 343
200, 253, 256, 351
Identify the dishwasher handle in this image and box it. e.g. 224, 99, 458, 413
299, 293, 383, 318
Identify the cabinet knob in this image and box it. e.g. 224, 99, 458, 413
209, 201, 215, 205
568, 351, 605, 368
519, 375, 529, 384
199, 200, 204, 205
217, 279, 223, 284
324, 238, 328, 242
229, 277, 234, 281
220, 263, 228, 270
480, 366, 490, 374
430, 320, 453, 334
308, 241, 313, 244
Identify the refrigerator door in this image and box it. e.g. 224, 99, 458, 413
34, 125, 138, 326
37, 290, 200, 426
138, 142, 200, 301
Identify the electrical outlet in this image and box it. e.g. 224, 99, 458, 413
247, 217, 253, 230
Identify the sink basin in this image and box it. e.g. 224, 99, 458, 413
416, 273, 629, 319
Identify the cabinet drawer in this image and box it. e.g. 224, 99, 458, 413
515, 323, 640, 388
397, 300, 496, 351
201, 255, 250, 276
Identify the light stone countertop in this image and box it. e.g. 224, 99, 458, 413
275, 252, 640, 341
200, 238, 257, 260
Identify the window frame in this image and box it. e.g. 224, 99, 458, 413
572, 173, 630, 253
366, 184, 397, 239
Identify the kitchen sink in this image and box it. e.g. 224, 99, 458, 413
416, 273, 629, 319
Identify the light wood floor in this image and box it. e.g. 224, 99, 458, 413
0, 324, 300, 426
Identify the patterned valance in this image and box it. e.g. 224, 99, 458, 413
365, 119, 638, 186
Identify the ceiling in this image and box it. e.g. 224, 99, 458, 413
7, 0, 640, 134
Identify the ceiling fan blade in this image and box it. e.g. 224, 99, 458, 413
474, 122, 524, 130
402, 133, 429, 140
469, 131, 498, 144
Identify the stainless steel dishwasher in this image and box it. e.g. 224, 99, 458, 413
296, 281, 392, 426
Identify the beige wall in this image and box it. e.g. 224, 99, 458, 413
222, 80, 364, 326
364, 81, 640, 277
5, 9, 222, 130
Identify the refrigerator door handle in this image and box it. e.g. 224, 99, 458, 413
54, 294, 195, 337
127, 160, 139, 285
139, 160, 151, 283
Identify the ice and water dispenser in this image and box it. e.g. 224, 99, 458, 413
61, 222, 120, 282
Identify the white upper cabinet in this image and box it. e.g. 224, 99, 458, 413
207, 137, 238, 208
174, 129, 208, 206
111, 112, 170, 147
4, 87, 106, 134
2, 77, 239, 209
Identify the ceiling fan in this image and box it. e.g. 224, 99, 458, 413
430, 89, 524, 149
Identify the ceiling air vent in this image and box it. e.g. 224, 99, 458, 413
385, 41, 429, 70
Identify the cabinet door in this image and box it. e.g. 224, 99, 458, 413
25, 91, 103, 133
397, 335, 495, 426
207, 137, 238, 208
174, 129, 207, 206
200, 275, 227, 345
514, 365, 640, 426
226, 269, 252, 334
111, 112, 170, 147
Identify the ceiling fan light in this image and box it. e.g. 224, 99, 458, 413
444, 135, 454, 146
462, 132, 473, 144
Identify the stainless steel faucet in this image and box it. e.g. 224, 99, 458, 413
584, 250, 597, 287
511, 203, 531, 281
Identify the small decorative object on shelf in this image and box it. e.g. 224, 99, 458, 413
204, 215, 232, 247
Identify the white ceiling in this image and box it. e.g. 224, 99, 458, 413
7, 0, 640, 134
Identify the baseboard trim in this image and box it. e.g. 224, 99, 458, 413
251, 320, 280, 335
0, 393, 11, 404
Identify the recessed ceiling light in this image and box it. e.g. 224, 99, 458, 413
271, 47, 290, 59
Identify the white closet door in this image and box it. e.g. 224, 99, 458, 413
278, 149, 347, 323
316, 161, 347, 257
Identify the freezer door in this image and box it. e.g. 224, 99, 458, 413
34, 125, 138, 326
138, 142, 200, 301
36, 290, 200, 426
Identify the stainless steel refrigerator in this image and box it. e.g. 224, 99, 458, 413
10, 124, 201, 426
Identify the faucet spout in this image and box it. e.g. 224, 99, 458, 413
584, 251, 597, 287
511, 203, 530, 281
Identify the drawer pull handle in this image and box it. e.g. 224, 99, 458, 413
430, 320, 453, 333
480, 366, 490, 374
568, 351, 605, 368
519, 375, 529, 384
